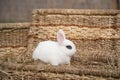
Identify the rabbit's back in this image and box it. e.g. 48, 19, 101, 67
32, 41, 61, 63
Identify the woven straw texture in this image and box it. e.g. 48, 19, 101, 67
0, 23, 30, 78
28, 9, 120, 79
0, 23, 29, 47
0, 9, 120, 80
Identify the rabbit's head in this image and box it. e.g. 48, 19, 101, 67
57, 29, 76, 57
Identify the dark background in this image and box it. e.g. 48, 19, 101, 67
0, 0, 120, 22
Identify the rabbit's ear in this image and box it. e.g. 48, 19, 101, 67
57, 29, 66, 45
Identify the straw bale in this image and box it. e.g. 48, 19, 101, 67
25, 9, 120, 79
0, 23, 30, 47
0, 61, 119, 79
0, 10, 120, 79
26, 25, 120, 79
0, 23, 29, 74
32, 9, 120, 27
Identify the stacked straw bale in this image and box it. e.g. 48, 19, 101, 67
28, 9, 120, 79
0, 9, 120, 80
0, 23, 29, 63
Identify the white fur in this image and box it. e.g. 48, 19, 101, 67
32, 29, 76, 66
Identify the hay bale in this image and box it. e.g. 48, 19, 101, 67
0, 23, 30, 47
0, 10, 120, 79
0, 23, 30, 63
26, 9, 120, 79
32, 9, 120, 27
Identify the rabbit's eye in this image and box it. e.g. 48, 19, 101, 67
66, 45, 72, 49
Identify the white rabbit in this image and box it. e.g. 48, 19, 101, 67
32, 29, 76, 66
